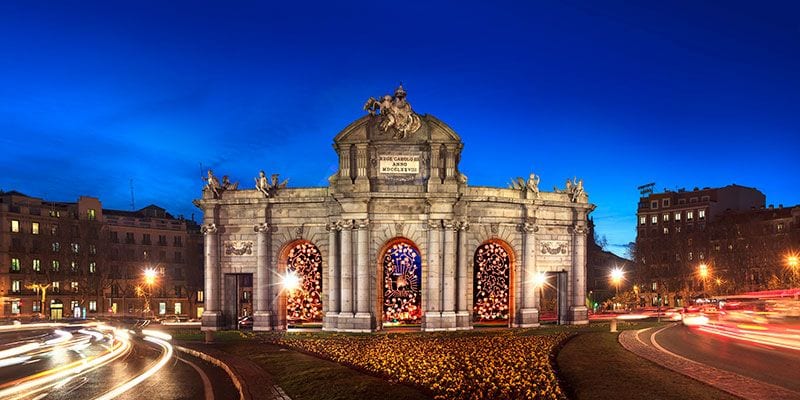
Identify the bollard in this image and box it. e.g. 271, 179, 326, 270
610, 318, 617, 333
204, 330, 214, 344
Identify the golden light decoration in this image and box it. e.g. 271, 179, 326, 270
286, 242, 322, 323
474, 242, 510, 322
383, 242, 421, 323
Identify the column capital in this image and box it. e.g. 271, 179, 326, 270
443, 219, 456, 231
521, 222, 539, 233
456, 220, 469, 231
339, 219, 354, 230
254, 222, 271, 233
571, 224, 588, 235
355, 219, 370, 230
202, 223, 217, 235
426, 220, 441, 231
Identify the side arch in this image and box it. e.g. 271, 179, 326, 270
277, 239, 324, 326
472, 239, 516, 326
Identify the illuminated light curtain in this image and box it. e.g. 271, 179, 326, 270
286, 242, 323, 323
383, 242, 422, 323
473, 242, 510, 321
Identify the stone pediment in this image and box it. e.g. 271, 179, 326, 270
333, 115, 461, 146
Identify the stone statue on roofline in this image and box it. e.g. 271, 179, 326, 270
255, 170, 289, 197
363, 84, 422, 139
203, 169, 222, 198
554, 176, 587, 202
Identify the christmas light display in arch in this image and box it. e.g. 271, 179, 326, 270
380, 238, 422, 325
283, 240, 323, 324
473, 240, 514, 323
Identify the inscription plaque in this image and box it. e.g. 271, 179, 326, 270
379, 155, 420, 174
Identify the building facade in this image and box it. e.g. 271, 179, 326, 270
0, 191, 203, 320
194, 86, 594, 332
634, 184, 800, 305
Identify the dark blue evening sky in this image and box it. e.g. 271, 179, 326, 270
1, 1, 798, 256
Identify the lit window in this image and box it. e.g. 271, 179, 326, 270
32, 222, 40, 234
11, 280, 21, 293
33, 259, 41, 272
52, 281, 60, 292
778, 223, 784, 232
89, 300, 97, 312
698, 209, 706, 220
11, 258, 21, 272
89, 244, 96, 255
687, 211, 694, 221
32, 300, 41, 312
175, 303, 182, 315
663, 227, 669, 234
52, 260, 60, 271
71, 261, 78, 272
197, 290, 204, 302
639, 216, 646, 225
674, 212, 681, 221
663, 213, 669, 222
71, 243, 79, 253
70, 300, 79, 311
11, 301, 20, 314
652, 282, 658, 291
89, 262, 96, 273
699, 253, 705, 260
159, 302, 167, 315
71, 281, 79, 292
11, 220, 20, 232
688, 252, 693, 261
87, 209, 96, 220
651, 215, 658, 224
52, 242, 60, 252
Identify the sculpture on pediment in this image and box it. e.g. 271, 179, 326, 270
527, 173, 540, 198
222, 175, 238, 191
363, 84, 422, 139
255, 170, 289, 197
554, 177, 587, 202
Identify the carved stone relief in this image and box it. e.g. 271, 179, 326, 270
223, 240, 253, 256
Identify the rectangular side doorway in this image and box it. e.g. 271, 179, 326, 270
223, 273, 253, 329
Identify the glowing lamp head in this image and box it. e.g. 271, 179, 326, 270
143, 268, 157, 285
787, 255, 799, 269
698, 263, 709, 279
282, 271, 301, 292
533, 272, 547, 287
610, 267, 624, 284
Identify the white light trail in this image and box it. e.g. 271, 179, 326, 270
93, 335, 174, 400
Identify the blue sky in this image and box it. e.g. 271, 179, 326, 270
1, 1, 798, 256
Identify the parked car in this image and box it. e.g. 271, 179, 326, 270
237, 315, 253, 329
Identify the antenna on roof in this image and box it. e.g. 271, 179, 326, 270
129, 179, 135, 210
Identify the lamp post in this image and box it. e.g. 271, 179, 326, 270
698, 263, 709, 296
138, 268, 158, 318
611, 267, 624, 295
787, 254, 799, 288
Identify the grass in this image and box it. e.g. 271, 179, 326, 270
556, 326, 740, 400
218, 341, 430, 400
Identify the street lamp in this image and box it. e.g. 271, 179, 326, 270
610, 267, 624, 296
698, 263, 709, 295
786, 254, 799, 288
138, 268, 158, 317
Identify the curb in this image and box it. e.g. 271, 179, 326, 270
175, 345, 246, 400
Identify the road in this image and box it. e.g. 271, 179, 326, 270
0, 322, 237, 400
646, 323, 800, 395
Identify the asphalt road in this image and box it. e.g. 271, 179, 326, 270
651, 323, 800, 394
0, 324, 238, 400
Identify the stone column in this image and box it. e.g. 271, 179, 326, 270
201, 223, 222, 331
424, 220, 442, 330
444, 147, 455, 180
339, 146, 350, 180
253, 223, 272, 331
569, 222, 589, 324
339, 220, 354, 319
429, 146, 441, 183
456, 220, 471, 329
324, 222, 340, 330
520, 222, 540, 327
441, 220, 457, 328
354, 219, 371, 330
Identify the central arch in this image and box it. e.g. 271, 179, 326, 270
473, 240, 514, 325
379, 238, 422, 327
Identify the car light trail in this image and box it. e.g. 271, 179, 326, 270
93, 334, 174, 400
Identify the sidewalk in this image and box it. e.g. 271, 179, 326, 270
619, 326, 799, 400
176, 341, 292, 400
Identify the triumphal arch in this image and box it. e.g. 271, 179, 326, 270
194, 86, 594, 332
